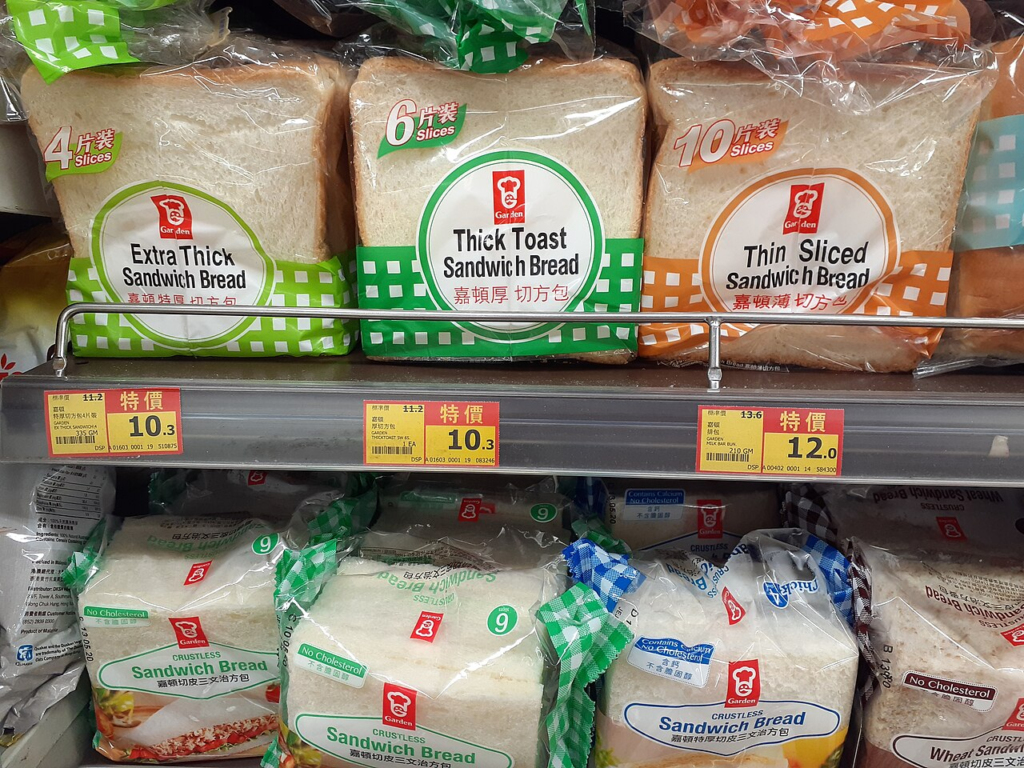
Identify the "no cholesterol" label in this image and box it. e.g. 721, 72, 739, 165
703, 168, 899, 315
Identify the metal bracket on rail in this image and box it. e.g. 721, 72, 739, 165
50, 303, 1024, 391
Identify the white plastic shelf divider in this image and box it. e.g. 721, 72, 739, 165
4, 354, 1024, 485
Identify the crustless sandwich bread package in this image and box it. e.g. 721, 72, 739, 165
62, 488, 375, 763
622, 0, 993, 371
15, 34, 360, 358
785, 485, 1024, 768
266, 520, 632, 768
565, 533, 858, 768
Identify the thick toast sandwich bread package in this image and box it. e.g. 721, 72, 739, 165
19, 39, 359, 358
576, 531, 858, 768
350, 55, 646, 362
638, 59, 990, 371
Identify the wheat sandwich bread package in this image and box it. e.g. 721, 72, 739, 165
639, 58, 990, 372
19, 39, 359, 358
270, 524, 632, 768
63, 490, 371, 763
351, 55, 647, 362
577, 530, 858, 768
599, 479, 780, 560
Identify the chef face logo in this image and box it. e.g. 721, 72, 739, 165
411, 611, 444, 642
936, 516, 966, 540
184, 561, 212, 586
783, 183, 824, 235
721, 586, 746, 625
383, 683, 417, 730
1005, 698, 1024, 731
152, 194, 193, 240
726, 660, 761, 707
1002, 623, 1024, 647
697, 501, 724, 539
492, 170, 526, 225
247, 471, 267, 486
169, 616, 209, 648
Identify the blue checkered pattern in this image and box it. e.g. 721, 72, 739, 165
562, 540, 645, 613
801, 533, 854, 629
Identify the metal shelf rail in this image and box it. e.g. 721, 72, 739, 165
3, 303, 1024, 485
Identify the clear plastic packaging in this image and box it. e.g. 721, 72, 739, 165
350, 48, 646, 363
63, 488, 374, 763
268, 521, 629, 768
574, 531, 858, 768
638, 55, 992, 371
0, 465, 115, 746
17, 35, 360, 358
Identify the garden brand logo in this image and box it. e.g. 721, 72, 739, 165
721, 587, 746, 625
383, 683, 417, 730
411, 611, 444, 642
726, 660, 760, 707
184, 561, 212, 586
697, 501, 724, 538
170, 617, 209, 648
1005, 699, 1024, 731
152, 194, 193, 239
784, 183, 824, 234
936, 516, 966, 540
492, 170, 525, 225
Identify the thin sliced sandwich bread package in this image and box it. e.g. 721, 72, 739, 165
350, 51, 646, 362
18, 36, 360, 358
63, 487, 375, 763
566, 532, 858, 768
268, 520, 632, 768
785, 486, 1024, 768
638, 56, 991, 371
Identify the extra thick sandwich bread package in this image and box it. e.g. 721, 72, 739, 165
638, 58, 991, 372
270, 520, 630, 768
598, 479, 780, 560
19, 38, 359, 358
350, 54, 646, 363
62, 489, 372, 763
569, 532, 858, 768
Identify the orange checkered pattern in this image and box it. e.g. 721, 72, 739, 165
638, 250, 953, 357
654, 0, 969, 60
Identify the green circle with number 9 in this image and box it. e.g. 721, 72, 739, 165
487, 605, 518, 636
252, 533, 280, 555
530, 504, 558, 523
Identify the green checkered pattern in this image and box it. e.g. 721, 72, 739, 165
356, 0, 588, 73
63, 518, 108, 593
261, 733, 284, 768
570, 519, 630, 556
537, 583, 633, 768
306, 492, 377, 547
67, 255, 359, 357
8, 0, 177, 83
359, 238, 641, 358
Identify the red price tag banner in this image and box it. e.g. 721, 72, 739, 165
46, 388, 183, 458
364, 401, 499, 467
697, 406, 844, 477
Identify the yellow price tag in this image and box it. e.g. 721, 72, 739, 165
364, 401, 499, 467
46, 389, 182, 457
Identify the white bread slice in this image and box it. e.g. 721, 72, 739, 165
286, 558, 560, 768
350, 56, 646, 363
644, 60, 987, 372
21, 56, 355, 265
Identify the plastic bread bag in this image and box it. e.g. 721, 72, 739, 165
0, 225, 72, 380
272, 0, 379, 37
636, 52, 992, 372
62, 490, 374, 763
376, 473, 571, 531
266, 527, 632, 768
16, 34, 360, 359
149, 469, 375, 518
565, 532, 857, 768
0, 465, 115, 746
918, 34, 1024, 375
597, 478, 780, 561
348, 39, 647, 363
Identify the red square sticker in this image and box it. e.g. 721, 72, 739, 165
383, 683, 417, 730
411, 611, 444, 642
722, 587, 746, 626
1005, 699, 1024, 731
247, 471, 267, 486
184, 561, 212, 586
936, 517, 967, 541
1002, 624, 1024, 647
169, 617, 209, 649
492, 170, 525, 225
726, 660, 760, 708
458, 498, 494, 522
783, 183, 824, 235
697, 501, 724, 539
151, 194, 193, 240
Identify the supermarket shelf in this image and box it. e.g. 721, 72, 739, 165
0, 124, 52, 217
5, 353, 1024, 485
